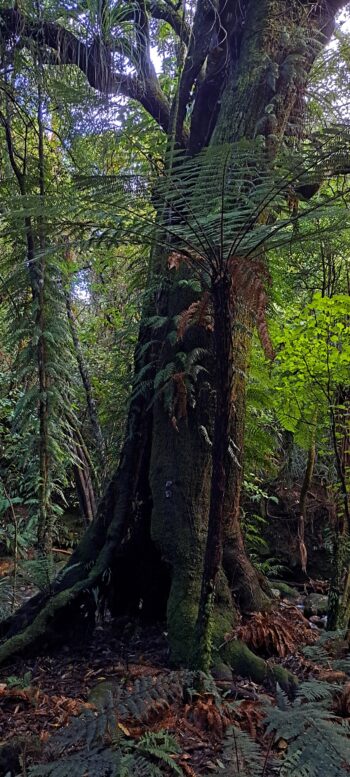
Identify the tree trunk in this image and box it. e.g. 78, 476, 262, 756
0, 0, 340, 687
72, 439, 96, 526
223, 303, 272, 612
65, 287, 106, 483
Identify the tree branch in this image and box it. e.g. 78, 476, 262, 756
149, 0, 191, 45
0, 9, 171, 134
174, 0, 219, 143
135, 0, 155, 78
0, 110, 24, 189
187, 45, 227, 153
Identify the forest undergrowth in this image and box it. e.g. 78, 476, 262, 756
0, 595, 349, 777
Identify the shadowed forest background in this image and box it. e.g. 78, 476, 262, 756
0, 0, 349, 775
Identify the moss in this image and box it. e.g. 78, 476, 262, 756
88, 680, 120, 709
212, 660, 233, 681
221, 639, 267, 682
271, 581, 299, 599
167, 569, 201, 665
266, 662, 298, 693
212, 608, 236, 646
0, 576, 95, 665
167, 562, 236, 668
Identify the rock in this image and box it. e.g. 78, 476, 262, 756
304, 593, 328, 618
271, 588, 281, 599
270, 581, 299, 599
309, 615, 327, 629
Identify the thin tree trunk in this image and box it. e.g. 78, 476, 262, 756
72, 439, 96, 525
65, 287, 105, 478
0, 90, 52, 553
36, 83, 51, 554
327, 388, 350, 629
296, 413, 318, 574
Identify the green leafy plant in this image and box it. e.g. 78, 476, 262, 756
0, 500, 36, 558
6, 671, 32, 689
17, 556, 62, 594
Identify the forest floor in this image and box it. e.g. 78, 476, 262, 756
0, 588, 349, 776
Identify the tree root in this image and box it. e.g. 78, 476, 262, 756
0, 577, 97, 665
220, 638, 298, 693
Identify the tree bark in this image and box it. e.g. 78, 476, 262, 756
223, 303, 272, 612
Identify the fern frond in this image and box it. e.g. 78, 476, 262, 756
217, 724, 265, 777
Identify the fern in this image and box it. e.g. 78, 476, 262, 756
264, 679, 350, 777
302, 629, 350, 677
213, 724, 265, 777
28, 701, 183, 777
18, 556, 61, 593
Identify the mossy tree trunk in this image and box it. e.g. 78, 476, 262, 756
0, 0, 344, 678
223, 302, 272, 612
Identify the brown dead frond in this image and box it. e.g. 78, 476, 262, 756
185, 696, 230, 740
171, 372, 188, 431
228, 256, 275, 360
168, 251, 184, 270
232, 609, 316, 658
177, 292, 212, 341
256, 307, 275, 360
318, 669, 348, 683
168, 249, 202, 271
231, 700, 265, 738
179, 763, 198, 777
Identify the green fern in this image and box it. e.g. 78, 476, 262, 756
302, 629, 350, 676
91, 671, 187, 723
28, 702, 183, 777
211, 724, 265, 777
264, 679, 350, 777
